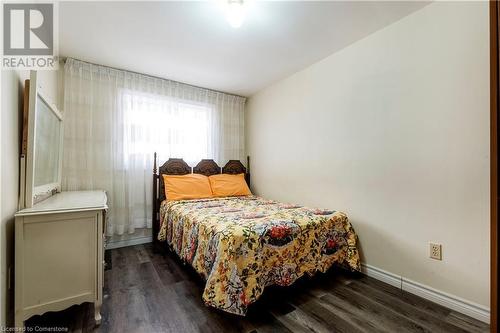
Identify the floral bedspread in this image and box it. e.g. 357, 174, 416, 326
158, 196, 360, 315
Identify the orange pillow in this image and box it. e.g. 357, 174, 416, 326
163, 174, 213, 201
208, 173, 252, 197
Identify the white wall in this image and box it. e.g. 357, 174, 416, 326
0, 69, 60, 327
246, 1, 490, 309
1, 70, 22, 328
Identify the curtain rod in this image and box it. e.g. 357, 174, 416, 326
60, 57, 247, 100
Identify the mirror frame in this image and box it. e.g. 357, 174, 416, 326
23, 70, 64, 208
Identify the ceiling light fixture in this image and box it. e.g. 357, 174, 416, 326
225, 0, 246, 28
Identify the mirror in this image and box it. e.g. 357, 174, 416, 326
21, 70, 63, 208
34, 95, 61, 187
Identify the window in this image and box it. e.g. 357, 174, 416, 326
122, 90, 214, 166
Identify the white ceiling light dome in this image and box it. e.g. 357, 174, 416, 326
224, 0, 247, 28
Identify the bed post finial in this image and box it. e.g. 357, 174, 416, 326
153, 152, 157, 174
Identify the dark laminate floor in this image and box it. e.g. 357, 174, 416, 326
26, 244, 489, 333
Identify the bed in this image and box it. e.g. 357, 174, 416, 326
152, 155, 361, 315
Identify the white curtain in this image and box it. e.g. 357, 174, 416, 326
62, 58, 246, 236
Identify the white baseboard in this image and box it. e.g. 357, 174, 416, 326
402, 277, 490, 324
361, 263, 402, 289
361, 263, 490, 324
105, 236, 152, 249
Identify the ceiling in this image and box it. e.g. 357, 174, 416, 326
59, 1, 428, 97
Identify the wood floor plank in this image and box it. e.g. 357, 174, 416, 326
81, 302, 95, 333
247, 309, 293, 333
136, 244, 151, 264
355, 275, 452, 319
445, 311, 490, 333
147, 246, 193, 285
294, 297, 367, 333
346, 278, 474, 333
319, 288, 428, 332
136, 262, 190, 332
283, 291, 368, 333
171, 280, 230, 333
272, 306, 333, 333
25, 244, 490, 333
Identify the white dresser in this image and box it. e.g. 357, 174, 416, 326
14, 190, 108, 327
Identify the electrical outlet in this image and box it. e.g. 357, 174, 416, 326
430, 243, 442, 260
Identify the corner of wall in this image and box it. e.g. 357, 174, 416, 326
0, 68, 60, 327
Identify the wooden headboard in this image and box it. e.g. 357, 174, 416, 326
152, 153, 250, 252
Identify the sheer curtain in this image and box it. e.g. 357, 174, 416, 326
62, 58, 246, 236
